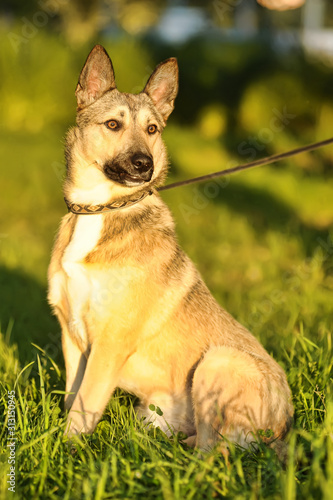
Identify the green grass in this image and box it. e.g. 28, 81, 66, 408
0, 325, 332, 499
0, 123, 332, 499
0, 31, 333, 499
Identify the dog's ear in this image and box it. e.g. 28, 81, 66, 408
75, 45, 116, 110
143, 58, 178, 123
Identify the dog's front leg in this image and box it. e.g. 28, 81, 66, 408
66, 339, 132, 436
62, 328, 87, 411
54, 309, 87, 410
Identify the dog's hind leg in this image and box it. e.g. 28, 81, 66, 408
136, 391, 196, 438
192, 346, 293, 453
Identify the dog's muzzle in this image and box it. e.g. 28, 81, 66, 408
104, 153, 154, 187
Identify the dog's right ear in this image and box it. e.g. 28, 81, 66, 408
75, 45, 116, 110
143, 58, 178, 124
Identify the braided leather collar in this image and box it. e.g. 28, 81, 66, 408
65, 190, 153, 215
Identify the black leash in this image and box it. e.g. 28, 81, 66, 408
157, 136, 333, 192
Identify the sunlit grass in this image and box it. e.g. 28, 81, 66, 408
0, 30, 332, 499
0, 325, 332, 499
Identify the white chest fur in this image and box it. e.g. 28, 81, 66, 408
63, 215, 104, 270
61, 214, 104, 349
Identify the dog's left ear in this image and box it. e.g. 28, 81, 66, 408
75, 44, 116, 110
143, 58, 178, 123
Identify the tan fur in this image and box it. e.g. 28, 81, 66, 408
48, 45, 293, 452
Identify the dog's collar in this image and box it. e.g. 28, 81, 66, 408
65, 190, 153, 215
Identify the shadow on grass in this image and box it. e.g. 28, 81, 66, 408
0, 265, 61, 367
1, 183, 331, 369
199, 180, 331, 257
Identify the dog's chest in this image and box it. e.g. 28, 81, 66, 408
61, 215, 104, 348
62, 215, 103, 270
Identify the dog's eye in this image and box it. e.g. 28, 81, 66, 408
148, 124, 157, 135
105, 120, 119, 130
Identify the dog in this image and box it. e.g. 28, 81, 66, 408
48, 44, 293, 453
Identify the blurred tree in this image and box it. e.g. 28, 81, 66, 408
1, 0, 166, 46
57, 0, 101, 45
0, 0, 36, 16
1, 0, 332, 46
57, 0, 167, 44
108, 0, 166, 35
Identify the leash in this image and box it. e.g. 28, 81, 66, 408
65, 136, 333, 214
158, 136, 333, 192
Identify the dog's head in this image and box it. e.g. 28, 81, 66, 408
64, 45, 178, 204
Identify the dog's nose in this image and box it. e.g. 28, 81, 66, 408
131, 153, 153, 173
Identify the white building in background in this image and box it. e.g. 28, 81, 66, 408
153, 0, 333, 64
302, 0, 333, 63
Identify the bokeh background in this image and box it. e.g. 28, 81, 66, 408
0, 0, 332, 368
